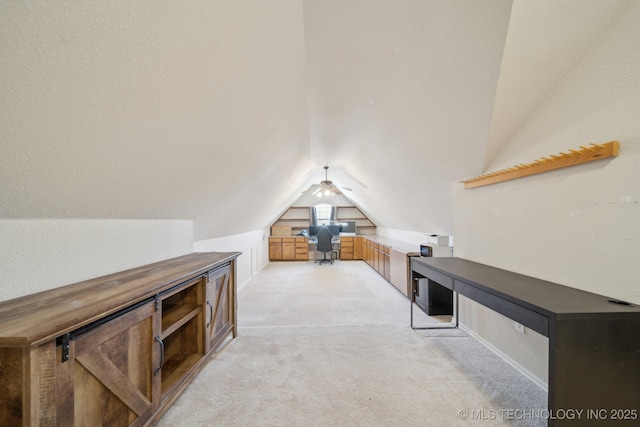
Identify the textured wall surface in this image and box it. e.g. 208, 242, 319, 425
0, 219, 193, 301
453, 0, 640, 387
303, 0, 512, 234
194, 228, 270, 289
485, 0, 631, 167
0, 1, 310, 240
1, 2, 638, 388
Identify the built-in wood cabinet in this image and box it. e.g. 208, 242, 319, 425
295, 238, 309, 260
0, 252, 240, 427
341, 236, 391, 282
269, 237, 309, 261
362, 237, 391, 282
339, 236, 354, 260
353, 236, 363, 259
339, 236, 363, 260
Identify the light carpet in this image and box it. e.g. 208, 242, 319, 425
157, 261, 546, 426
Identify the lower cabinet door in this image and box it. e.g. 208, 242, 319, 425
206, 264, 233, 352
57, 300, 158, 427
282, 242, 296, 260
269, 239, 283, 260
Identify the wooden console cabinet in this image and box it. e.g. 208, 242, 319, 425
0, 251, 240, 427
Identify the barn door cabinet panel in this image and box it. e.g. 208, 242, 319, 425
58, 299, 159, 427
0, 251, 240, 427
205, 264, 236, 353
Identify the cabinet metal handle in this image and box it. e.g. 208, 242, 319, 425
206, 300, 213, 327
154, 336, 164, 376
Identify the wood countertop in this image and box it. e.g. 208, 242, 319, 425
0, 251, 241, 346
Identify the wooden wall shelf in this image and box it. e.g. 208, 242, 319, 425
271, 205, 376, 236
460, 141, 620, 189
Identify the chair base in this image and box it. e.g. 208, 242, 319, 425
315, 252, 334, 265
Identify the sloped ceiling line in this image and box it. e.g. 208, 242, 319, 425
485, 0, 633, 170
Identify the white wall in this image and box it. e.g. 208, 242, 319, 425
378, 228, 452, 248
303, 0, 512, 235
0, 219, 267, 304
0, 1, 305, 303
0, 0, 311, 242
194, 229, 270, 289
292, 190, 355, 208
452, 2, 640, 389
0, 219, 193, 302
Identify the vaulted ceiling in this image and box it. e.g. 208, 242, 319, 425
1, 0, 631, 240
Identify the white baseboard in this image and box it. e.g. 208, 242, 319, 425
237, 260, 269, 292
459, 323, 548, 393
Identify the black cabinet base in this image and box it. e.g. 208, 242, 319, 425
414, 278, 453, 316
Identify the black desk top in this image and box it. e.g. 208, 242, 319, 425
412, 257, 640, 318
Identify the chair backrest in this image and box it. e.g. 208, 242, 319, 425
316, 227, 334, 252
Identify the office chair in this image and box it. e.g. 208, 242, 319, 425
315, 226, 335, 265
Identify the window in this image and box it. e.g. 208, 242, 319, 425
312, 203, 335, 226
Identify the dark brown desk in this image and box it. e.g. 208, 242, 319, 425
411, 257, 640, 426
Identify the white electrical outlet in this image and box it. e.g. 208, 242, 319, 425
515, 322, 525, 333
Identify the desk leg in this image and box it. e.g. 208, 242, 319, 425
410, 278, 459, 330
548, 317, 640, 426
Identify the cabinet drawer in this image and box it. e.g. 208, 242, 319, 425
455, 280, 549, 336
340, 250, 354, 260
416, 266, 453, 290
281, 237, 295, 243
